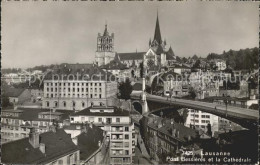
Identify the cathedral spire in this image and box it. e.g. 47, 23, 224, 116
154, 11, 162, 45
103, 23, 109, 36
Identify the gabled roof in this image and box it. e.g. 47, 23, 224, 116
44, 63, 110, 81
101, 59, 128, 70
2, 108, 73, 122
4, 88, 25, 97
70, 106, 130, 117
77, 124, 105, 160
155, 44, 165, 55
132, 83, 150, 91
167, 46, 175, 56
117, 52, 146, 61
166, 47, 175, 60
161, 70, 181, 81
2, 129, 78, 164
147, 117, 197, 142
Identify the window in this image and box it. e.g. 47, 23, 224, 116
116, 118, 120, 123
74, 152, 78, 162
58, 159, 63, 165
125, 134, 129, 139
99, 94, 102, 98
82, 102, 85, 107
125, 127, 129, 131
46, 101, 49, 107
63, 102, 66, 107
98, 118, 102, 122
67, 155, 70, 165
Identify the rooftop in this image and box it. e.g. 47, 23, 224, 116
77, 124, 105, 160
1, 108, 73, 122
2, 129, 78, 164
70, 106, 130, 117
4, 87, 26, 97
117, 52, 146, 61
147, 116, 197, 142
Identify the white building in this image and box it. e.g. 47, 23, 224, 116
70, 106, 137, 165
185, 109, 219, 136
42, 64, 118, 111
215, 59, 227, 71
42, 80, 117, 111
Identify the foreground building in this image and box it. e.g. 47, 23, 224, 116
2, 127, 80, 165
42, 63, 118, 111
141, 115, 198, 163
70, 106, 137, 165
64, 123, 110, 164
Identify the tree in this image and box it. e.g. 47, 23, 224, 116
182, 57, 188, 63
192, 60, 201, 68
206, 123, 212, 137
118, 78, 133, 100
139, 62, 144, 78
2, 95, 12, 108
131, 70, 135, 78
188, 87, 196, 99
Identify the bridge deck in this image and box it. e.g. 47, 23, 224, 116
131, 93, 259, 121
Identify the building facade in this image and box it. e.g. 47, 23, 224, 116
70, 106, 137, 165
42, 80, 117, 111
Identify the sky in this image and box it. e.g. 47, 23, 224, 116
2, 2, 259, 69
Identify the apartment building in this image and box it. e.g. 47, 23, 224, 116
162, 70, 189, 97
2, 127, 80, 165
215, 59, 227, 71
1, 108, 72, 143
42, 63, 118, 111
184, 109, 242, 135
70, 106, 137, 165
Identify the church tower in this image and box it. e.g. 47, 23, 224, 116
95, 24, 116, 66
149, 11, 166, 54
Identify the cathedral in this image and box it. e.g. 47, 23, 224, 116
95, 12, 176, 70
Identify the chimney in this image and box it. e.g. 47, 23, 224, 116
49, 125, 56, 133
81, 125, 88, 133
176, 131, 180, 138
170, 119, 174, 124
29, 127, 39, 148
172, 128, 176, 137
188, 135, 191, 141
39, 143, 46, 154
52, 108, 56, 113
158, 120, 162, 128
72, 137, 78, 145
250, 95, 256, 100
89, 122, 93, 129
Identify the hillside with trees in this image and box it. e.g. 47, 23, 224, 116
206, 47, 258, 71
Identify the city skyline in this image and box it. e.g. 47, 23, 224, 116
2, 2, 258, 69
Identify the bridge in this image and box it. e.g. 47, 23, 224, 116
131, 93, 258, 129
